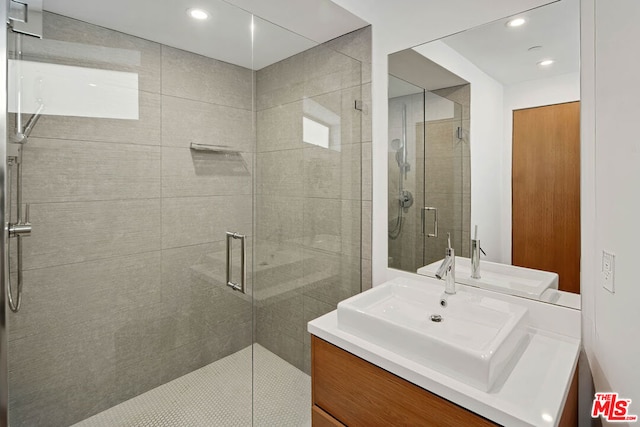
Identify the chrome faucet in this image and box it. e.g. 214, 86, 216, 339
471, 225, 481, 279
435, 233, 456, 295
470, 225, 486, 280
471, 239, 481, 279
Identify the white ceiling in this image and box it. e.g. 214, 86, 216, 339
44, 0, 368, 70
441, 0, 580, 85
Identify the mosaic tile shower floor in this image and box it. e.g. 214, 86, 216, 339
74, 344, 311, 427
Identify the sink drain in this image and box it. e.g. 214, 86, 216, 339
430, 314, 443, 323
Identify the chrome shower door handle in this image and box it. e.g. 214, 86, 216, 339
422, 207, 438, 238
226, 231, 246, 294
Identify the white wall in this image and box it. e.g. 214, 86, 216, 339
413, 41, 505, 263
581, 0, 640, 403
328, 0, 554, 285
501, 72, 581, 263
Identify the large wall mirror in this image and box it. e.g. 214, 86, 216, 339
387, 0, 580, 308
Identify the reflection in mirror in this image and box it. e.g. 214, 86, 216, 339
387, 71, 469, 273
388, 0, 580, 309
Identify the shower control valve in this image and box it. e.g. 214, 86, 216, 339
399, 190, 414, 209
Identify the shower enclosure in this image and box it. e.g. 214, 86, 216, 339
388, 75, 469, 273
0, 1, 366, 425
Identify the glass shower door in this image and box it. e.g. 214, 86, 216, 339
4, 2, 256, 425
252, 19, 363, 425
3, 2, 366, 426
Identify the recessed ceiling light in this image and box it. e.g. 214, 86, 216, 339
538, 59, 555, 67
506, 18, 526, 27
187, 8, 209, 20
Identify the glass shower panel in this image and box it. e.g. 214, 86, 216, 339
387, 76, 424, 272
423, 91, 465, 266
253, 20, 362, 425
6, 2, 255, 425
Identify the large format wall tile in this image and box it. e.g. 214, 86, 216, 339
306, 87, 361, 147
9, 324, 118, 427
23, 199, 161, 270
302, 249, 360, 308
323, 27, 372, 71
256, 101, 302, 152
303, 142, 361, 200
23, 138, 161, 203
256, 53, 305, 111
161, 95, 254, 151
303, 45, 361, 99
255, 324, 304, 372
362, 200, 372, 260
162, 46, 253, 110
255, 196, 303, 246
27, 12, 162, 94
256, 149, 304, 197
9, 251, 162, 342
362, 142, 372, 201
256, 291, 305, 343
162, 146, 252, 198
162, 195, 252, 249
159, 321, 252, 384
303, 198, 360, 257
362, 82, 372, 140
160, 242, 253, 328
322, 26, 372, 85
28, 91, 162, 145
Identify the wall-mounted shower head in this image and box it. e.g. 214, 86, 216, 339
22, 109, 43, 139
13, 104, 44, 144
391, 138, 403, 151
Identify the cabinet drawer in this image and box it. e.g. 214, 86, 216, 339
311, 336, 496, 427
313, 405, 345, 427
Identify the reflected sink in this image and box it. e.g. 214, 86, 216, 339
337, 278, 528, 391
417, 257, 558, 300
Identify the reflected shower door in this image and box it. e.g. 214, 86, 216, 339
387, 76, 424, 272
422, 90, 467, 267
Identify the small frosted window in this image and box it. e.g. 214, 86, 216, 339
303, 116, 330, 148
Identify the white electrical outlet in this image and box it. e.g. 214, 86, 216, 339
602, 250, 615, 293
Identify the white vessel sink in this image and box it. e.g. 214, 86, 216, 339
337, 278, 528, 391
417, 257, 558, 300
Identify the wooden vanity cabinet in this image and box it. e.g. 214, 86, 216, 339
311, 336, 578, 427
311, 336, 497, 426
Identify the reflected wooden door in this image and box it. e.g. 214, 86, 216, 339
512, 102, 580, 293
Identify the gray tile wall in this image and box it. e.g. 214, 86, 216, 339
8, 13, 253, 427
254, 27, 371, 374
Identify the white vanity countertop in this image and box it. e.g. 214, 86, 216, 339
308, 279, 581, 426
